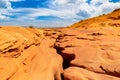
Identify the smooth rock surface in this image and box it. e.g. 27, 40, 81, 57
0, 27, 63, 80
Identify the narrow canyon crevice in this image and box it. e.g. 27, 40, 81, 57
54, 44, 75, 69
52, 30, 120, 80
53, 34, 75, 69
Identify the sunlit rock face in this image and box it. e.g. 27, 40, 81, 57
59, 9, 120, 80
0, 27, 63, 80
1, 9, 120, 80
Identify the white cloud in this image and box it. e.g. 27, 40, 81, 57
44, 0, 119, 21
9, 7, 78, 20
0, 0, 12, 19
9, 0, 25, 2
30, 8, 78, 19
53, 0, 69, 5
91, 0, 109, 5
0, 0, 11, 9
0, 15, 7, 19
0, 0, 120, 26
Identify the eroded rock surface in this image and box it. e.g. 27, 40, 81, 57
1, 26, 120, 80
54, 28, 120, 80
1, 9, 120, 80
0, 27, 63, 80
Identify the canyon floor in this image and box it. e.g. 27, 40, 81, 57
0, 9, 120, 80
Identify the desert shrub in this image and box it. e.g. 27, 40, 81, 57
91, 32, 103, 36
102, 14, 105, 16
29, 26, 34, 28
100, 23, 105, 26
98, 14, 105, 17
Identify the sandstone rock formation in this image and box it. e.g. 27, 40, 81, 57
0, 27, 63, 80
54, 28, 120, 80
1, 9, 120, 80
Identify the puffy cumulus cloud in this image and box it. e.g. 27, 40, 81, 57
86, 0, 120, 17
30, 0, 119, 26
0, 0, 11, 9
0, 0, 120, 26
0, 0, 12, 19
48, 0, 120, 19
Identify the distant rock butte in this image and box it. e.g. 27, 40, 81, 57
1, 9, 120, 80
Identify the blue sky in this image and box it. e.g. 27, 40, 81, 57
0, 0, 120, 27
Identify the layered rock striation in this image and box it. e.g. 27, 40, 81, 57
0, 27, 63, 80
1, 9, 120, 80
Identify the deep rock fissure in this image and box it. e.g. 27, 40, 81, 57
54, 45, 75, 69
54, 34, 75, 69
52, 31, 120, 79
